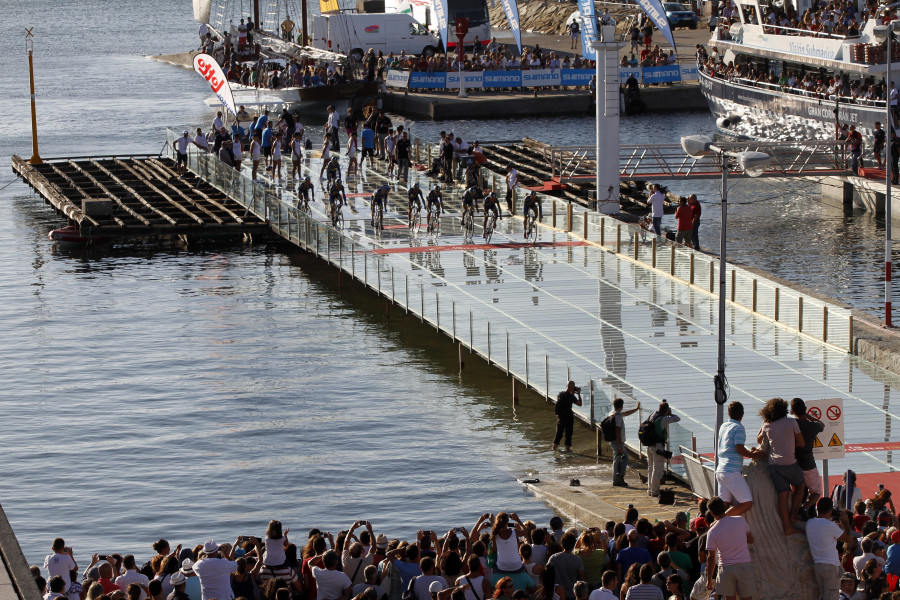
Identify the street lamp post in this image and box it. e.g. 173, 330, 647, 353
681, 136, 771, 481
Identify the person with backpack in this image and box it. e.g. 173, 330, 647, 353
602, 398, 641, 487
641, 400, 681, 498
552, 381, 583, 452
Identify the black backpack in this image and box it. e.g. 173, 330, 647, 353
638, 412, 664, 446
600, 414, 618, 442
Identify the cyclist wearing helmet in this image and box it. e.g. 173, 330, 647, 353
408, 182, 425, 227
482, 190, 501, 236
371, 184, 390, 227
325, 156, 342, 186
427, 184, 443, 219
462, 185, 482, 220
524, 189, 542, 220
297, 176, 314, 207
328, 179, 346, 223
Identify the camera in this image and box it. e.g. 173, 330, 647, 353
575, 386, 581, 393
656, 449, 673, 460
98, 555, 108, 561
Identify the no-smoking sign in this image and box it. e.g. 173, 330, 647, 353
808, 398, 845, 460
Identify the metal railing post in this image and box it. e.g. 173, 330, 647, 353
752, 279, 758, 312
487, 321, 491, 363
420, 282, 424, 322
731, 269, 736, 302
436, 293, 440, 331
470, 310, 474, 351
452, 301, 457, 339
589, 379, 595, 426
709, 261, 715, 293
616, 224, 622, 253
823, 306, 828, 343
670, 245, 676, 275
552, 200, 557, 227
774, 287, 780, 321
652, 238, 657, 268
600, 218, 606, 246
506, 330, 510, 374
405, 275, 409, 312
799, 297, 804, 332
525, 343, 529, 387
545, 355, 550, 401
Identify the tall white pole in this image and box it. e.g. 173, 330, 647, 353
714, 151, 727, 488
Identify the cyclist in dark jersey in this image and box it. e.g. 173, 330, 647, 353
524, 189, 542, 220
462, 186, 482, 221
325, 156, 341, 187
371, 184, 390, 227
427, 185, 443, 220
328, 179, 346, 223
482, 191, 501, 236
408, 182, 425, 227
297, 176, 314, 207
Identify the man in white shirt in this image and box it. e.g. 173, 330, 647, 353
806, 498, 854, 600
505, 165, 519, 215
610, 397, 640, 487
115, 555, 149, 600
174, 130, 191, 177
193, 540, 238, 600
705, 497, 755, 600
852, 538, 884, 577
588, 571, 618, 600
44, 539, 77, 595
311, 550, 352, 600
212, 111, 224, 133
193, 128, 209, 153
648, 184, 666, 236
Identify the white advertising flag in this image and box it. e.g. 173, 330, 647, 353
192, 54, 237, 117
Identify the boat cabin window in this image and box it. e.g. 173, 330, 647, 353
740, 3, 761, 24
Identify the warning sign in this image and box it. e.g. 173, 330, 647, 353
807, 398, 845, 460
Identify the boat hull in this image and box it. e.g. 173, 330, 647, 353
699, 70, 885, 141
229, 81, 380, 113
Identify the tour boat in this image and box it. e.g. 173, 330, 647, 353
700, 0, 894, 142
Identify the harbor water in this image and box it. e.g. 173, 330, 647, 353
1, 0, 898, 566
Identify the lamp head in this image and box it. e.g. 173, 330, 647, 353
738, 151, 771, 177
680, 135, 714, 158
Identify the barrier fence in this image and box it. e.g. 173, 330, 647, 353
385, 65, 700, 90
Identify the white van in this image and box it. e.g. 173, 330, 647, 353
312, 13, 441, 60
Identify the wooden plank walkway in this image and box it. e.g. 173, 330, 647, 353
11, 155, 270, 239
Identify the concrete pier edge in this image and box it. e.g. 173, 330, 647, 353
0, 503, 41, 600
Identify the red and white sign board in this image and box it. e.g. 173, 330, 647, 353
808, 398, 845, 460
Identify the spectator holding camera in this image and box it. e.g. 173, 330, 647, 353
552, 381, 583, 453
646, 401, 681, 498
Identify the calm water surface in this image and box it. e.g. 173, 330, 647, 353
0, 0, 895, 566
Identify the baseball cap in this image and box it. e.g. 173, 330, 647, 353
692, 517, 709, 531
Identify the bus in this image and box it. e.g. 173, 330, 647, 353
384, 0, 490, 49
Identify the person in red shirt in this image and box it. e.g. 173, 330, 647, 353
688, 194, 702, 250
675, 197, 693, 245
94, 558, 121, 595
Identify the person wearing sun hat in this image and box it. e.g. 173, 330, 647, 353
192, 540, 238, 600
167, 571, 189, 600
179, 558, 202, 600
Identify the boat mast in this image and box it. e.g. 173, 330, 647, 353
302, 0, 308, 45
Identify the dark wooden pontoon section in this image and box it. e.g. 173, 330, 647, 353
11, 155, 270, 239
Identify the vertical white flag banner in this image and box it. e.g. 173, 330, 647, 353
577, 0, 598, 61
432, 0, 449, 52
500, 0, 523, 54
192, 54, 237, 117
635, 0, 677, 50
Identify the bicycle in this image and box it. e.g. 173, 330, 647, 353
462, 206, 475, 239
409, 203, 421, 231
373, 202, 384, 232
330, 199, 344, 229
523, 210, 538, 244
297, 194, 310, 213
426, 205, 440, 234
483, 212, 497, 244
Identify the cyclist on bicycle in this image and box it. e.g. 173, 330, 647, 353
328, 179, 347, 215
297, 176, 314, 207
325, 156, 342, 186
427, 184, 443, 219
462, 185, 482, 221
408, 182, 425, 227
482, 190, 501, 237
371, 184, 390, 227
524, 189, 542, 220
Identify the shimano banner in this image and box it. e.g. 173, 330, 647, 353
499, 0, 523, 53
577, 0, 598, 61
408, 72, 447, 89
483, 71, 522, 88
634, 0, 677, 50
432, 0, 449, 52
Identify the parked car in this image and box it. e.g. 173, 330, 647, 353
664, 2, 699, 29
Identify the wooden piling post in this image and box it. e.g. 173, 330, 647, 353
600, 218, 605, 246
616, 224, 621, 253
670, 245, 676, 275
752, 279, 758, 312
566, 202, 573, 232
552, 200, 557, 227
583, 212, 588, 239
652, 238, 657, 268
689, 253, 695, 284
709, 260, 715, 293
798, 297, 804, 332
774, 287, 780, 321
